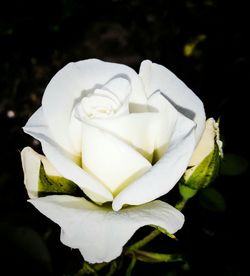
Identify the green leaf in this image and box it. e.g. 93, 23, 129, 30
38, 164, 82, 197
199, 187, 226, 212
133, 250, 183, 263
220, 153, 248, 176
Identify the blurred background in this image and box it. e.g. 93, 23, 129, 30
0, 0, 249, 275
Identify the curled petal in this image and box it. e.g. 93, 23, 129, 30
102, 76, 131, 108
21, 146, 61, 198
139, 60, 206, 143
29, 195, 184, 263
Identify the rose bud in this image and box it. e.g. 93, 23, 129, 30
179, 118, 223, 200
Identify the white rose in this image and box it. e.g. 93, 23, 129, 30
21, 59, 205, 263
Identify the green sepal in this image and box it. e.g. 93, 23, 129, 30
183, 142, 221, 190
150, 225, 177, 240
132, 250, 183, 263
38, 164, 82, 197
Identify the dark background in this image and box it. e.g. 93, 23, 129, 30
0, 0, 249, 275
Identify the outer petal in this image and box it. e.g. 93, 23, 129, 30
24, 109, 113, 204
42, 59, 147, 155
29, 195, 184, 263
21, 147, 40, 198
21, 147, 61, 198
112, 112, 196, 211
139, 60, 206, 143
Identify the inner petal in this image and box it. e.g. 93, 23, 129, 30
76, 77, 131, 121
81, 124, 152, 196
68, 77, 131, 153
79, 91, 120, 119
104, 76, 131, 103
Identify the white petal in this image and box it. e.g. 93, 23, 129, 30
24, 109, 113, 204
189, 118, 218, 167
69, 108, 84, 154
147, 92, 178, 161
24, 107, 79, 163
81, 124, 152, 195
25, 106, 45, 127
113, 113, 196, 211
75, 78, 130, 121
42, 59, 147, 155
139, 60, 206, 143
21, 147, 41, 199
29, 195, 184, 263
104, 76, 131, 105
21, 147, 61, 199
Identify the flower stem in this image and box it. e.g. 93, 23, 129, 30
105, 261, 118, 276
175, 197, 188, 211
125, 255, 137, 276
76, 262, 98, 276
76, 262, 109, 275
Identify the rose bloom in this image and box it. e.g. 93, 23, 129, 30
21, 59, 206, 263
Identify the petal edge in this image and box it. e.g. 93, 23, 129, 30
29, 195, 184, 263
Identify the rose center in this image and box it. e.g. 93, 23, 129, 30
76, 88, 122, 120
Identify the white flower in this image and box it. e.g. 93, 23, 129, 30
21, 59, 206, 263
